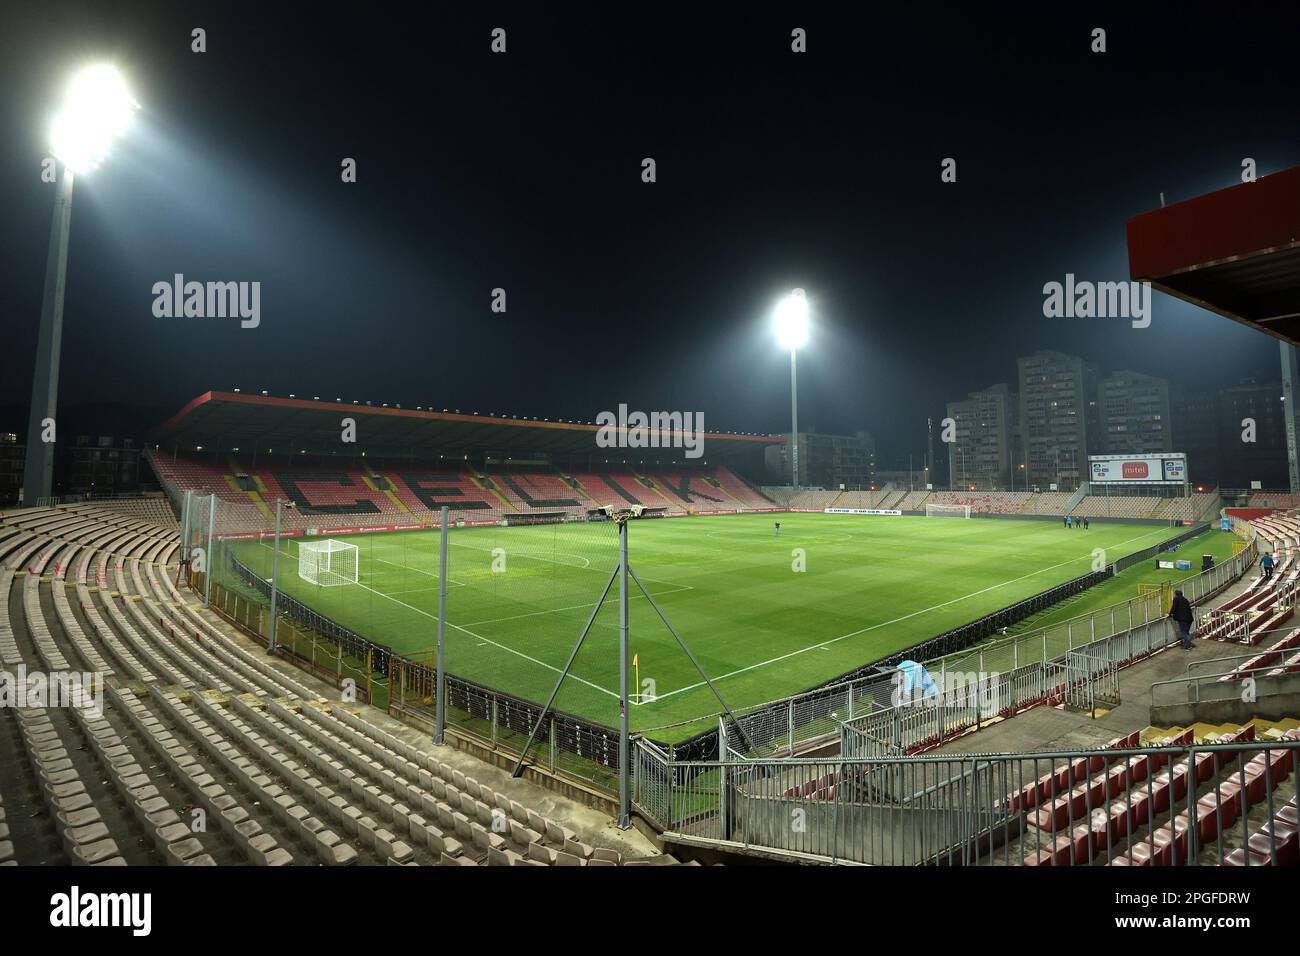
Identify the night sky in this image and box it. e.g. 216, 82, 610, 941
3, 2, 1299, 466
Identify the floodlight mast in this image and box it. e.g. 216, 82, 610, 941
22, 65, 137, 506
774, 290, 809, 490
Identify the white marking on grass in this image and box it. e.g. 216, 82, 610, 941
370, 554, 466, 587
460, 582, 692, 628
349, 579, 622, 700
648, 526, 1172, 703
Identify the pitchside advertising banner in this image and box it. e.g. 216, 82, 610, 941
1088, 453, 1187, 484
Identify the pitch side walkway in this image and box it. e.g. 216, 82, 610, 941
932, 567, 1266, 756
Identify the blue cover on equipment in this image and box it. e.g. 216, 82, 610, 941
896, 660, 939, 700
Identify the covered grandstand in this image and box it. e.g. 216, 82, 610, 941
145, 390, 782, 531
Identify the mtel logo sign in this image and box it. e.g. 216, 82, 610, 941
1122, 461, 1150, 479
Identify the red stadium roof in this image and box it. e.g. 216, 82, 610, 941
1127, 164, 1300, 343
148, 390, 785, 460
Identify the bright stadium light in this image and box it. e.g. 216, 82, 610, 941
774, 288, 810, 489
774, 288, 809, 350
50, 64, 139, 174
24, 64, 139, 504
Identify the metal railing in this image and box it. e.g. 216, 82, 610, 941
637, 737, 1300, 866
661, 535, 1257, 761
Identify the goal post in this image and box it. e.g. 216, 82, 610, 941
925, 503, 971, 518
297, 539, 359, 587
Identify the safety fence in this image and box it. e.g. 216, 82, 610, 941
681, 532, 1258, 761
187, 499, 1253, 801
1149, 625, 1300, 721
634, 736, 1300, 865
217, 552, 624, 790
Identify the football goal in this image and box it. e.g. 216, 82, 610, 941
298, 539, 359, 587
925, 503, 971, 518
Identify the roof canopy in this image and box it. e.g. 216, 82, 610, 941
148, 391, 784, 461
1127, 165, 1300, 343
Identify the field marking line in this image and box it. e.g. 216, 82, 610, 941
369, 534, 695, 592
350, 579, 622, 700
251, 540, 620, 699
369, 555, 466, 587
447, 538, 592, 570
460, 582, 693, 628
648, 526, 1172, 703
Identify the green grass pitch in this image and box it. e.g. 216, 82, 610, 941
224, 513, 1216, 741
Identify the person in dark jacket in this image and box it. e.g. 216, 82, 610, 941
1168, 589, 1195, 649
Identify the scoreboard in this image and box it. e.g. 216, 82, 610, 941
1088, 453, 1187, 484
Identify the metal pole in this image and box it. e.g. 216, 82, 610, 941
268, 498, 282, 653
618, 519, 631, 828
179, 489, 193, 563
434, 506, 449, 744
203, 493, 216, 608
511, 563, 620, 777
1281, 342, 1300, 494
790, 347, 800, 490
22, 168, 75, 505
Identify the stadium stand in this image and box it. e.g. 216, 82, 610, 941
1024, 492, 1073, 515
1194, 550, 1296, 644
1012, 723, 1300, 867
1070, 496, 1164, 519
928, 491, 1033, 515
150, 452, 777, 529
0, 502, 682, 866
1250, 493, 1300, 511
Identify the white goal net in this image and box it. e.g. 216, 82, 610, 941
297, 539, 359, 587
925, 503, 971, 518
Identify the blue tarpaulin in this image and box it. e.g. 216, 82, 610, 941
896, 659, 939, 700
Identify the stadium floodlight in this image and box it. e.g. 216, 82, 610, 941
774, 288, 809, 349
774, 288, 809, 489
23, 64, 139, 506
50, 65, 139, 174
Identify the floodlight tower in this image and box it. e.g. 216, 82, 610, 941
774, 289, 809, 489
22, 65, 138, 505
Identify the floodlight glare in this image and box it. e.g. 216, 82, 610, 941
50, 64, 139, 173
774, 288, 809, 350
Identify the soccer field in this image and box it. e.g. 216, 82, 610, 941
226, 513, 1180, 739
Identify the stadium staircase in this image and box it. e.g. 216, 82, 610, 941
0, 503, 680, 867
699, 475, 742, 509
718, 468, 777, 508
1194, 550, 1297, 645
467, 474, 517, 513
361, 463, 414, 517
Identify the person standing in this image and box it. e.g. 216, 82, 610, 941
1168, 589, 1195, 650
1261, 551, 1275, 580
